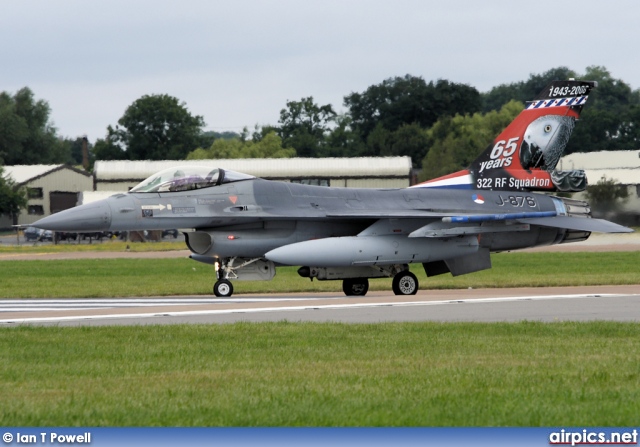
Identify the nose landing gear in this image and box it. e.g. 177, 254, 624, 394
211, 257, 275, 298
213, 279, 234, 297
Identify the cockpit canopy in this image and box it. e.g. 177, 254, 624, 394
129, 166, 255, 193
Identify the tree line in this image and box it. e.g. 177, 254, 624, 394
2, 66, 640, 175
3, 65, 640, 219
0, 88, 90, 167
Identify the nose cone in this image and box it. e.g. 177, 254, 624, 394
33, 200, 112, 232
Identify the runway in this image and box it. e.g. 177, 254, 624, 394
1, 285, 639, 326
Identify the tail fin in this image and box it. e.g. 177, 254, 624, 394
415, 79, 597, 192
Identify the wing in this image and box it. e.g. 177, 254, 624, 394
334, 210, 633, 239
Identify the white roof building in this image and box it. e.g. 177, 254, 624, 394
558, 150, 640, 224
558, 150, 640, 186
94, 157, 413, 191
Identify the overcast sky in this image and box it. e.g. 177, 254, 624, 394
2, 0, 639, 143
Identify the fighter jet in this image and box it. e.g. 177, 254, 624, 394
34, 79, 632, 297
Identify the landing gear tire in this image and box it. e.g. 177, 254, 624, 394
392, 271, 418, 295
213, 279, 234, 297
342, 278, 369, 296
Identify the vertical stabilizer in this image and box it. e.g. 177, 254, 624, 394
415, 80, 596, 192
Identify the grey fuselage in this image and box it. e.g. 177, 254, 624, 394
35, 178, 579, 261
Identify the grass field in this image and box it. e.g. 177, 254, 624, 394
2, 246, 639, 427
1, 322, 639, 426
0, 240, 184, 254
0, 251, 639, 298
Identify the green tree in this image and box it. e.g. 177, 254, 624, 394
420, 101, 523, 181
322, 114, 366, 158
482, 67, 577, 112
0, 87, 67, 165
245, 132, 296, 158
567, 66, 640, 153
0, 92, 28, 164
106, 94, 205, 160
365, 123, 391, 158
0, 166, 27, 224
56, 136, 93, 167
277, 97, 336, 157
384, 123, 430, 167
584, 176, 629, 214
482, 66, 640, 154
344, 75, 481, 144
617, 104, 640, 149
197, 130, 241, 149
93, 131, 129, 162
363, 122, 430, 166
188, 139, 243, 159
187, 131, 295, 159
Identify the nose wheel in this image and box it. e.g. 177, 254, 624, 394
213, 279, 234, 297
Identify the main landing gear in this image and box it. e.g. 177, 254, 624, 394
340, 270, 418, 296
391, 271, 418, 295
299, 264, 420, 297
342, 278, 369, 296
211, 258, 420, 298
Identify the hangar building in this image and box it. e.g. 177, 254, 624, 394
93, 157, 413, 192
558, 150, 640, 225
0, 164, 93, 229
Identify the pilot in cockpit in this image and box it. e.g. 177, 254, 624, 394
169, 170, 204, 192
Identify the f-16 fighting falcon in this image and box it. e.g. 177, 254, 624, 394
34, 80, 633, 297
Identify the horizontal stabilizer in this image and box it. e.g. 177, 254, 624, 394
520, 216, 633, 234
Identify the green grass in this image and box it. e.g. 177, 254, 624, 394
1, 249, 639, 426
0, 251, 639, 298
0, 240, 186, 254
1, 322, 639, 426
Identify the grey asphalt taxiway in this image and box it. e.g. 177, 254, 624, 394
2, 233, 638, 327
1, 285, 638, 326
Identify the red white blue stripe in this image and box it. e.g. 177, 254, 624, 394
411, 171, 473, 189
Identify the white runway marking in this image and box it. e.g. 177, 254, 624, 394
0, 297, 318, 312
0, 293, 631, 324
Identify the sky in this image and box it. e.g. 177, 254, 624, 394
2, 0, 640, 143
